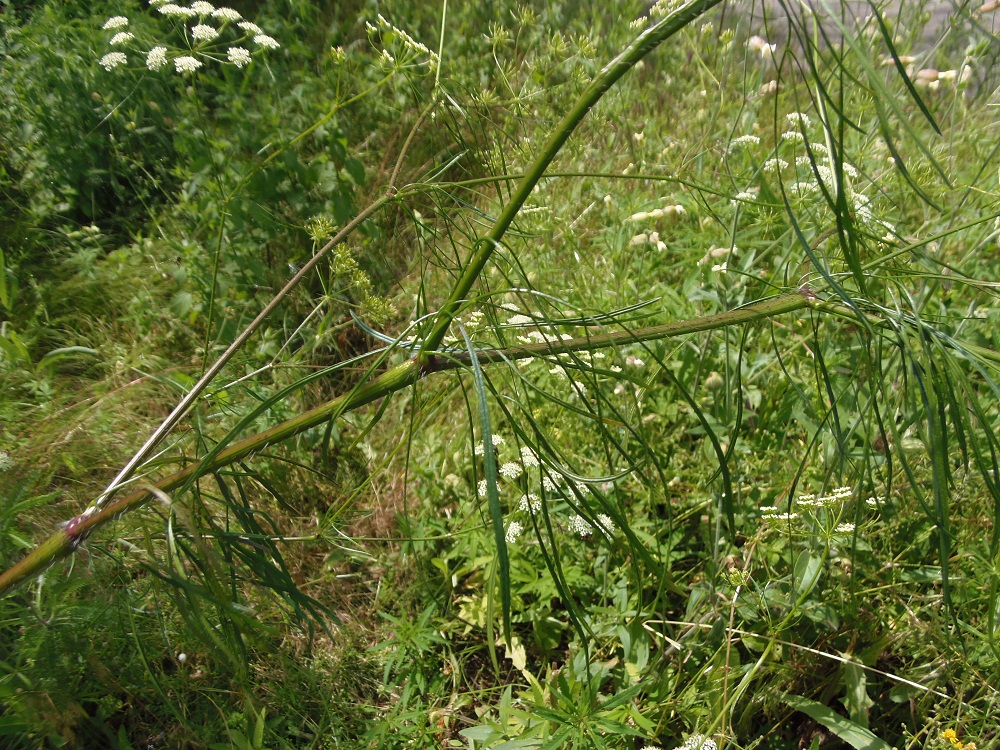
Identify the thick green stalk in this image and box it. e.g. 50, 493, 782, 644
0, 359, 422, 596
417, 0, 725, 359
433, 294, 811, 369
813, 299, 1000, 365
0, 294, 808, 596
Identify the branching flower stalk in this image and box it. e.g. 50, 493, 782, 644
42, 0, 721, 545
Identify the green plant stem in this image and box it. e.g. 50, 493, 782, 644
98, 194, 394, 506
428, 293, 811, 369
389, 99, 438, 188
417, 0, 725, 359
251, 71, 396, 178
0, 292, 809, 597
101, 80, 437, 504
813, 299, 1000, 365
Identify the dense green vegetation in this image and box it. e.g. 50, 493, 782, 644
1, 0, 999, 747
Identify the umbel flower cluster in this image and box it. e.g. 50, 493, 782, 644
726, 109, 899, 243
757, 483, 885, 539
470, 434, 617, 545
364, 13, 440, 71
672, 735, 717, 750
98, 1, 280, 74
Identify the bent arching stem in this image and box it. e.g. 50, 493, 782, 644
2, 0, 731, 597
0, 293, 810, 596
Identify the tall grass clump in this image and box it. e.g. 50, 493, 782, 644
2, 0, 1000, 747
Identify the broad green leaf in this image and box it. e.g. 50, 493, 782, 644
793, 550, 823, 599
783, 694, 892, 750
460, 726, 497, 742
459, 321, 511, 646
840, 657, 874, 729
0, 715, 30, 735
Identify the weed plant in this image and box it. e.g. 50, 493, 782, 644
1, 0, 1000, 748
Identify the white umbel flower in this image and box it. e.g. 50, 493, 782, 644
238, 20, 262, 34
786, 112, 812, 129
146, 46, 168, 70
99, 52, 127, 70
174, 55, 203, 73
747, 35, 776, 58
518, 494, 541, 514
227, 47, 251, 67
474, 434, 505, 455
673, 735, 718, 750
103, 16, 129, 29
190, 1, 215, 14
568, 515, 592, 538
505, 521, 523, 544
109, 32, 134, 45
212, 7, 241, 20
499, 462, 523, 480
158, 4, 196, 17
254, 34, 280, 49
764, 511, 798, 521
191, 24, 219, 41
506, 314, 534, 326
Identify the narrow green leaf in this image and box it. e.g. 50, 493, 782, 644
661, 367, 734, 532
459, 322, 511, 645
783, 694, 892, 750
252, 707, 265, 748
867, 2, 942, 135
538, 725, 573, 750
812, 0, 951, 191
0, 715, 30, 735
0, 246, 8, 310
37, 346, 99, 374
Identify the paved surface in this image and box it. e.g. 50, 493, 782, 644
748, 0, 988, 49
